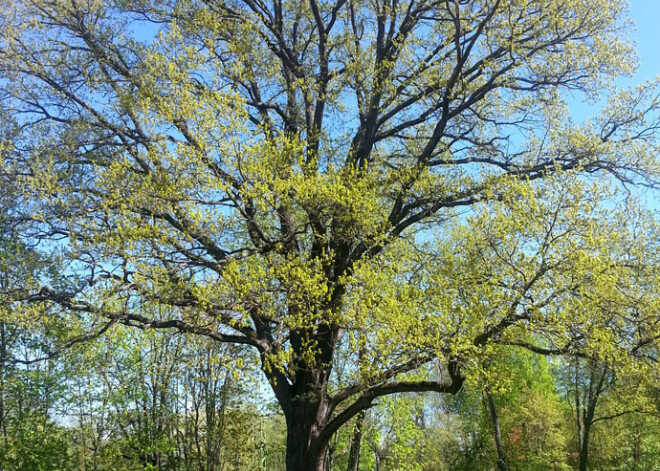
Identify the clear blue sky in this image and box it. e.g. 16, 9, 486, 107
567, 1, 660, 124
629, 0, 660, 82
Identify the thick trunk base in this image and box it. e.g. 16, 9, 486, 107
285, 437, 326, 471
285, 411, 327, 471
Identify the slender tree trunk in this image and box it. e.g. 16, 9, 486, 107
576, 363, 607, 471
578, 395, 600, 471
485, 386, 507, 471
578, 414, 592, 471
633, 421, 642, 465
325, 432, 338, 471
0, 322, 7, 449
205, 347, 217, 471
346, 410, 365, 471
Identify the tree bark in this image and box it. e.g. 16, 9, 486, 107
284, 406, 328, 471
0, 322, 7, 449
578, 414, 592, 471
346, 410, 365, 471
485, 386, 507, 471
576, 363, 607, 471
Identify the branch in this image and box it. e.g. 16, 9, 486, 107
497, 340, 580, 356
318, 359, 463, 449
592, 409, 656, 424
0, 318, 118, 365
330, 353, 436, 408
25, 287, 265, 350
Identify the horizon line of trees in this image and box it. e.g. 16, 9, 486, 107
1, 319, 659, 471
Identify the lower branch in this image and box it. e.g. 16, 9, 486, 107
319, 360, 463, 447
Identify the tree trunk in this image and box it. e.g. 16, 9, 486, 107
325, 431, 338, 471
578, 397, 599, 471
264, 315, 341, 471
578, 415, 591, 471
485, 386, 507, 471
285, 411, 328, 471
0, 322, 7, 449
577, 364, 607, 471
346, 410, 365, 471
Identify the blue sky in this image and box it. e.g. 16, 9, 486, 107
566, 0, 660, 133
629, 0, 660, 82
626, 1, 660, 206
567, 0, 660, 124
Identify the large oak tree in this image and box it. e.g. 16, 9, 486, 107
2, 1, 660, 469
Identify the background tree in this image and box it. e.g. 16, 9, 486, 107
0, 130, 74, 471
552, 355, 660, 471
2, 1, 660, 470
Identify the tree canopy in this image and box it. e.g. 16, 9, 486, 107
1, 1, 660, 470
